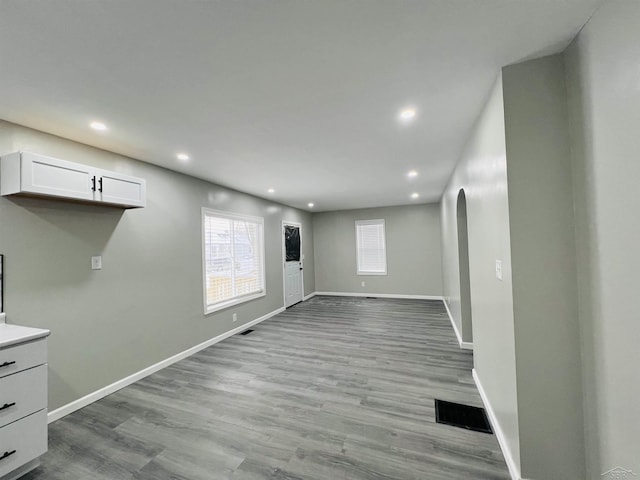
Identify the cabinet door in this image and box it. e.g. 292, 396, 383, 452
97, 170, 146, 208
21, 152, 95, 201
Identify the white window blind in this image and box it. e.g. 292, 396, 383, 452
202, 208, 265, 314
355, 219, 387, 275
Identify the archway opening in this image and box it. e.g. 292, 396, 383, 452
457, 189, 473, 345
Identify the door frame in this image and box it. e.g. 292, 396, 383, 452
282, 220, 304, 308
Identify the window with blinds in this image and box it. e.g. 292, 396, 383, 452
355, 219, 387, 275
202, 208, 265, 314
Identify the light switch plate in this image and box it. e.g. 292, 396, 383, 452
495, 260, 502, 281
91, 256, 102, 270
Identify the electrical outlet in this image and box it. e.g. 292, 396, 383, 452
232, 313, 237, 322
495, 260, 503, 281
361, 281, 365, 287
91, 255, 102, 270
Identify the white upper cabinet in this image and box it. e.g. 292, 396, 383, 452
0, 151, 146, 208
21, 152, 95, 201
95, 168, 146, 208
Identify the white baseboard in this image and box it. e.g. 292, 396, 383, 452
315, 291, 443, 300
47, 306, 285, 423
472, 369, 521, 480
442, 299, 473, 350
2, 459, 40, 480
303, 292, 316, 301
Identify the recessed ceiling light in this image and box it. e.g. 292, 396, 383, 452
308, 202, 314, 208
177, 153, 190, 161
411, 193, 419, 199
408, 170, 418, 178
267, 188, 275, 194
90, 121, 107, 131
398, 107, 417, 123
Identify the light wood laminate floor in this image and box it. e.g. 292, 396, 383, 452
24, 296, 509, 480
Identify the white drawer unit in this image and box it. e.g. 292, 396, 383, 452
0, 151, 146, 208
0, 410, 47, 479
0, 321, 50, 480
0, 365, 47, 429
0, 341, 47, 380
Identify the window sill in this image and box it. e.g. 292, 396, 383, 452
204, 291, 266, 315
356, 271, 387, 276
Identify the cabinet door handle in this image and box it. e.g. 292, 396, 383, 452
0, 402, 15, 411
98, 177, 103, 192
0, 361, 15, 369
0, 450, 16, 462
91, 176, 96, 192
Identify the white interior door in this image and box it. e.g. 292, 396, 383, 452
285, 261, 302, 307
283, 223, 303, 308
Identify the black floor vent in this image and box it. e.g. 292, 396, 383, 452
240, 329, 254, 336
435, 399, 492, 434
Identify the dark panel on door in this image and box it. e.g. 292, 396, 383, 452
285, 226, 301, 262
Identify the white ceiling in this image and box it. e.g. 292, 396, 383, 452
0, 0, 601, 212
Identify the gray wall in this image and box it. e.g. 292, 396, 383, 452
313, 204, 442, 296
0, 120, 314, 411
440, 75, 521, 471
502, 55, 584, 479
443, 54, 595, 479
565, 2, 640, 476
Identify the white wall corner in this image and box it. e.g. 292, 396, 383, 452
47, 306, 285, 423
472, 369, 522, 480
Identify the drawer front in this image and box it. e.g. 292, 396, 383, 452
0, 340, 47, 379
0, 365, 47, 429
0, 410, 47, 478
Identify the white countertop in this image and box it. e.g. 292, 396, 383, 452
0, 313, 50, 349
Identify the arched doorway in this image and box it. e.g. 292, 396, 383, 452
457, 189, 473, 345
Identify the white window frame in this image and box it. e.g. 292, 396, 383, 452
202, 208, 266, 315
355, 219, 387, 276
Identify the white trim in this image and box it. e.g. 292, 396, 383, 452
442, 299, 473, 350
315, 291, 442, 300
47, 306, 285, 423
2, 459, 40, 480
205, 291, 266, 315
201, 208, 264, 223
303, 292, 316, 301
472, 369, 521, 480
282, 221, 304, 308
